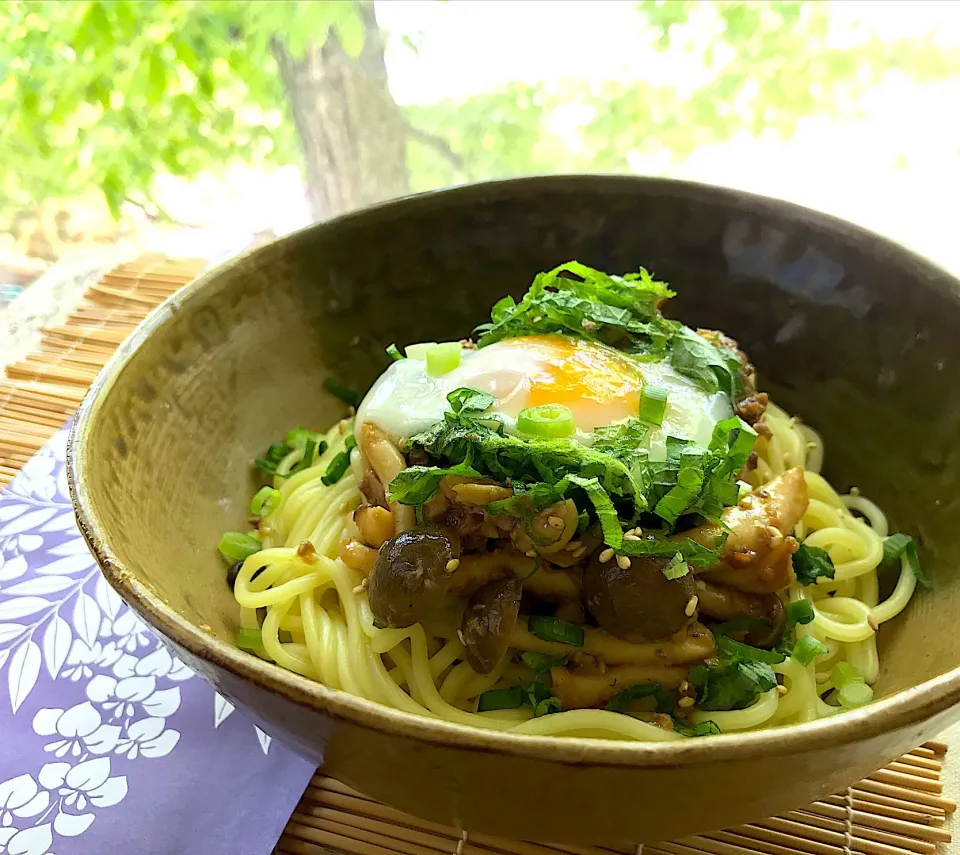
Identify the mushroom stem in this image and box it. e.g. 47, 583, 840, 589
360, 423, 415, 534
509, 620, 715, 666
550, 664, 687, 709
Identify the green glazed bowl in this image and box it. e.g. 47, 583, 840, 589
68, 176, 960, 845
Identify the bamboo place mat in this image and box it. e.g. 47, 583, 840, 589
0, 254, 956, 855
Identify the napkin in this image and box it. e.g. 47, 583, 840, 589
0, 427, 315, 855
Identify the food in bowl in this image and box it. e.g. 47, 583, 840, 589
219, 262, 923, 741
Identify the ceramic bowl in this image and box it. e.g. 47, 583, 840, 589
68, 176, 960, 845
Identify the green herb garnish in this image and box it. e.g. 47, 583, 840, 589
715, 634, 786, 665
674, 719, 722, 737
475, 261, 677, 357
793, 543, 836, 586
386, 343, 404, 361
689, 657, 778, 711
670, 327, 745, 399
477, 686, 525, 712
527, 616, 584, 647
605, 683, 674, 714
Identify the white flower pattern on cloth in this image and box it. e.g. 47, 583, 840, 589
0, 428, 274, 854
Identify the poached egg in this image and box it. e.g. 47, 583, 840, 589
356, 335, 732, 458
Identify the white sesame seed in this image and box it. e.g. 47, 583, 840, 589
599, 548, 615, 563
581, 319, 598, 330
765, 525, 784, 548
457, 629, 466, 645
678, 696, 695, 708
850, 486, 860, 496
623, 533, 641, 541
572, 546, 586, 559
777, 684, 788, 695
446, 558, 461, 573
684, 595, 698, 617
526, 550, 537, 558
867, 614, 879, 632
616, 555, 631, 570
547, 515, 564, 529
679, 680, 690, 693
352, 584, 365, 595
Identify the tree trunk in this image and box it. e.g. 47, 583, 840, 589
272, 2, 409, 221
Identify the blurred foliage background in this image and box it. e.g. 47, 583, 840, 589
1, 0, 959, 290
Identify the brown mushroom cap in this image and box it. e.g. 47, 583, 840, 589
461, 577, 522, 674
367, 526, 453, 628
584, 553, 696, 642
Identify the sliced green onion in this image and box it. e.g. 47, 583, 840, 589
405, 342, 437, 360
838, 681, 874, 709
285, 427, 320, 447
237, 628, 268, 658
662, 552, 689, 580
250, 486, 281, 517
476, 686, 525, 712
521, 652, 568, 673
792, 634, 828, 666
785, 599, 816, 626
321, 434, 357, 486
237, 628, 263, 649
638, 384, 669, 426
736, 480, 752, 500
218, 531, 261, 562
425, 342, 462, 376
527, 615, 584, 647
831, 661, 865, 690
716, 634, 785, 664
517, 404, 576, 438
386, 343, 405, 361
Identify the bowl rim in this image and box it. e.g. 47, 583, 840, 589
68, 174, 960, 768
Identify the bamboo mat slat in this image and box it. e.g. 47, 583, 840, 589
0, 254, 955, 855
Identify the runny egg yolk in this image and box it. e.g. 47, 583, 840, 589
481, 336, 643, 429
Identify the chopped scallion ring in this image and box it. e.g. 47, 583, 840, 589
638, 384, 669, 425
517, 404, 576, 438
250, 486, 281, 517
791, 634, 828, 665
405, 342, 437, 360
218, 531, 261, 562
425, 342, 462, 376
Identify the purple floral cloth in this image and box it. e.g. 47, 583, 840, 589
0, 427, 315, 855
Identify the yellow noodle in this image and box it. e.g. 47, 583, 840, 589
231, 403, 918, 740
